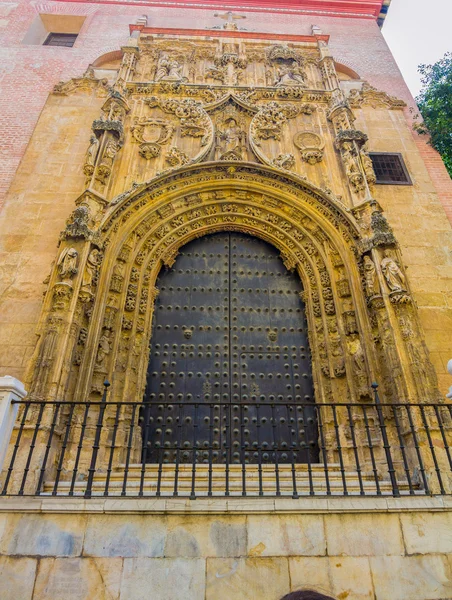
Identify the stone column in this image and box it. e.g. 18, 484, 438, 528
0, 376, 27, 472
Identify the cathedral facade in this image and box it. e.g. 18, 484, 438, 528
0, 1, 451, 598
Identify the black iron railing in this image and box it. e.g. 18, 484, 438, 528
1, 384, 451, 498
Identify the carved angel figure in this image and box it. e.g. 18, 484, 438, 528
380, 250, 406, 293
275, 61, 306, 87
363, 255, 380, 297
57, 247, 78, 280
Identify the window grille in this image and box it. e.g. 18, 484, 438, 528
43, 33, 77, 47
369, 153, 412, 185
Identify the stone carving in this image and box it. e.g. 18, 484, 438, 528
271, 153, 295, 171
60, 206, 100, 245
207, 41, 247, 85
347, 334, 369, 397
370, 209, 396, 247
82, 248, 102, 294
96, 140, 120, 184
274, 61, 307, 87
83, 136, 99, 177
132, 117, 175, 159
215, 116, 246, 161
95, 331, 111, 371
57, 247, 78, 280
251, 102, 301, 144
380, 250, 410, 303
212, 10, 246, 31
294, 131, 325, 164
363, 255, 380, 298
348, 83, 406, 110
360, 146, 377, 186
165, 146, 190, 167
155, 55, 185, 82
145, 97, 212, 146
341, 142, 365, 193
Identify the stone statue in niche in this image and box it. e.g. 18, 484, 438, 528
363, 255, 380, 297
84, 136, 99, 176
360, 146, 377, 185
275, 61, 306, 87
57, 247, 78, 280
81, 248, 101, 294
100, 140, 119, 170
347, 333, 368, 397
215, 117, 246, 161
155, 55, 184, 82
95, 331, 111, 371
380, 250, 406, 293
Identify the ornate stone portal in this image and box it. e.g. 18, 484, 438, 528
24, 28, 442, 473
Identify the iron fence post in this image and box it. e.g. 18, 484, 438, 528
372, 382, 400, 497
84, 380, 110, 499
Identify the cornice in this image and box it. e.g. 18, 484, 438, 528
49, 0, 391, 26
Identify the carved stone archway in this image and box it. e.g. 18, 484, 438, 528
27, 162, 440, 416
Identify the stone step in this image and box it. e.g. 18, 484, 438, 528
43, 463, 414, 496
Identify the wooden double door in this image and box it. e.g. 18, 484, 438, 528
142, 232, 319, 464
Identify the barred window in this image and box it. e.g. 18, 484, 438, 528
369, 153, 412, 185
44, 33, 77, 47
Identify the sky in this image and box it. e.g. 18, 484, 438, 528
382, 0, 452, 97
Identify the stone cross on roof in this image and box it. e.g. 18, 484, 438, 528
213, 11, 247, 31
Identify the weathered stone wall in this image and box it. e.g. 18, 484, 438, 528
0, 497, 450, 600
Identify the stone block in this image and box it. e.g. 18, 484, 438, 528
164, 515, 247, 558
206, 557, 290, 600
0, 556, 37, 600
83, 514, 166, 557
121, 558, 206, 600
247, 514, 326, 557
289, 557, 333, 595
1, 514, 86, 557
400, 512, 452, 554
370, 555, 452, 600
325, 513, 404, 556
33, 557, 122, 600
329, 557, 374, 600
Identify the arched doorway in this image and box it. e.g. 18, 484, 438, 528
142, 232, 319, 465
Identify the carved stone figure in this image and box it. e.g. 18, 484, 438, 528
380, 250, 406, 293
360, 147, 377, 185
215, 117, 246, 160
84, 136, 99, 175
82, 248, 101, 293
95, 331, 111, 370
363, 255, 380, 297
100, 139, 119, 169
347, 334, 368, 397
275, 61, 306, 87
57, 247, 78, 280
156, 56, 184, 82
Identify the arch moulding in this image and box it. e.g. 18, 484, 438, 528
27, 162, 440, 416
